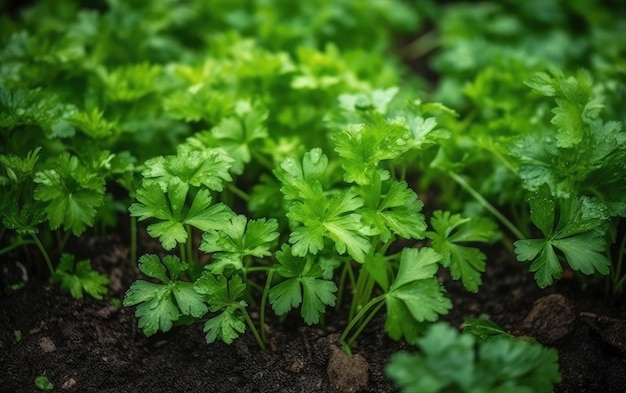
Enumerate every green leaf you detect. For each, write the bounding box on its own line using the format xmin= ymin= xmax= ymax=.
xmin=525 ymin=68 xmax=601 ymax=148
xmin=512 ymin=69 xmax=626 ymax=212
xmin=124 ymin=254 xmax=208 ymax=336
xmin=386 ymin=322 xmax=560 ymax=393
xmin=386 ymin=323 xmax=475 ymax=393
xmin=202 ymin=306 xmax=246 ymax=344
xmin=0 ymin=147 xmax=41 ymax=184
xmin=463 ymin=318 xmax=513 ymax=341
xmin=338 ymin=87 xmax=399 ymax=114
xmin=274 ymin=148 xmax=327 ymax=202
xmin=515 ymin=192 xmax=610 ymax=287
xmin=100 ymin=62 xmax=162 ymax=102
xmin=194 ymin=273 xmax=247 ymax=309
xmin=288 ymin=190 xmax=371 ymax=262
xmin=71 ymin=107 xmax=119 ymax=139
xmin=129 ymin=182 xmax=233 ymax=250
xmin=385 ymin=248 xmax=452 ymax=342
xmin=200 ymin=215 xmax=279 ymax=273
xmin=34 ymin=375 xmax=54 ymax=391
xmin=51 ymin=254 xmax=109 ymax=300
xmin=332 ymin=122 xmax=411 ymax=185
xmin=269 ymin=245 xmax=337 ymax=325
xmin=2 ymin=202 xmax=46 ymax=235
xmin=126 ymin=281 xmax=180 ymax=336
xmin=426 ymin=211 xmax=497 ymax=292
xmin=359 ymin=179 xmax=427 ymax=242
xmin=363 ymin=252 xmax=390 ymax=292
xmin=33 ymin=153 xmax=105 ymax=236
xmin=194 ymin=273 xmax=248 ymax=344
xmin=210 ymin=100 xmax=269 ymax=174
xmin=0 ymin=88 xmax=76 ymax=138
xmin=142 ymin=146 xmax=233 ymax=192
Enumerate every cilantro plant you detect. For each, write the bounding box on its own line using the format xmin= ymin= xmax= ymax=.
xmin=386 ymin=322 xmax=561 ymax=393
xmin=5 ymin=2 xmax=626 ymax=391
xmin=122 ymin=86 xmax=500 ymax=352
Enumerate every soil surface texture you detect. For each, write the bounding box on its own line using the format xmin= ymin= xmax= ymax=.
xmin=1 ymin=234 xmax=625 ymax=393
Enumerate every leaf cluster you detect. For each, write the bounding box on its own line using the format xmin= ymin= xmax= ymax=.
xmin=386 ymin=322 xmax=561 ymax=393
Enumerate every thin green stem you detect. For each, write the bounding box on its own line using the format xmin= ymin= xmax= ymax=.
xmin=349 ymin=267 xmax=367 ymax=320
xmin=250 ymin=150 xmax=274 ymax=171
xmin=245 ymin=266 xmax=273 ymax=273
xmin=179 ymin=242 xmax=187 ymax=263
xmin=30 ymin=233 xmax=54 ymax=275
xmin=186 ymin=225 xmax=194 ymax=263
xmin=400 ymin=29 xmax=439 ymax=60
xmin=226 ymin=183 xmax=250 ymax=202
xmin=260 ymin=269 xmax=274 ymax=344
xmin=399 ymin=164 xmax=407 ymax=182
xmin=447 ymin=171 xmax=525 ymax=240
xmin=0 ymin=239 xmax=35 ymax=255
xmin=347 ymin=301 xmax=385 ymax=347
xmin=341 ymin=294 xmax=386 ymax=356
xmin=246 ymin=279 xmax=265 ymax=294
xmin=240 ymin=305 xmax=266 ymax=350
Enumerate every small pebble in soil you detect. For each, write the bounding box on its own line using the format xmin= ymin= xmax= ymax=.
xmin=325 ymin=335 xmax=369 ymax=393
xmin=513 ymin=293 xmax=575 ymax=344
xmin=61 ymin=377 xmax=77 ymax=391
xmin=580 ymin=312 xmax=626 ymax=353
xmin=38 ymin=336 xmax=57 ymax=353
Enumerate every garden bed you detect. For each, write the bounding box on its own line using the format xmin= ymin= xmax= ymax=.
xmin=2 ymin=233 xmax=625 ymax=392
xmin=2 ymin=1 xmax=626 ymax=392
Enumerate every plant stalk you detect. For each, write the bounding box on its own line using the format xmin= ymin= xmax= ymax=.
xmin=341 ymin=294 xmax=386 ymax=355
xmin=30 ymin=233 xmax=54 ymax=275
xmin=260 ymin=269 xmax=274 ymax=344
xmin=241 ymin=305 xmax=266 ymax=350
xmin=447 ymin=171 xmax=525 ymax=240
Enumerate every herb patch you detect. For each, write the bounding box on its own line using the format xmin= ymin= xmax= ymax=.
xmin=1 ymin=1 xmax=625 ymax=392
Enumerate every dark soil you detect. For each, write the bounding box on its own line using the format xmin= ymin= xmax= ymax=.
xmin=1 ymin=233 xmax=625 ymax=393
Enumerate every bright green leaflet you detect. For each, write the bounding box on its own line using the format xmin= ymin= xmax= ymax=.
xmin=51 ymin=253 xmax=109 ymax=300
xmin=34 ymin=375 xmax=54 ymax=391
xmin=514 ymin=191 xmax=610 ymax=287
xmin=426 ymin=210 xmax=498 ymax=293
xmin=33 ymin=153 xmax=105 ymax=236
xmin=0 ymin=147 xmax=41 ymax=184
xmin=142 ymin=146 xmax=233 ymax=192
xmin=194 ymin=273 xmax=248 ymax=344
xmin=385 ymin=248 xmax=452 ymax=343
xmin=129 ymin=182 xmax=233 ymax=250
xmin=200 ymin=215 xmax=279 ymax=273
xmin=358 ymin=178 xmax=427 ymax=243
xmin=524 ymin=68 xmax=602 ymax=148
xmin=288 ymin=190 xmax=371 ymax=263
xmin=269 ymin=245 xmax=337 ymax=325
xmin=123 ymin=255 xmax=208 ymax=336
xmin=332 ymin=121 xmax=411 ymax=185
xmin=210 ymin=100 xmax=269 ymax=174
xmin=274 ymin=147 xmax=327 ymax=202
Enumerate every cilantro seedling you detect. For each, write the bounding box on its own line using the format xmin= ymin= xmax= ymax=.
xmin=386 ymin=322 xmax=561 ymax=393
xmin=269 ymin=245 xmax=337 ymax=325
xmin=51 ymin=254 xmax=110 ymax=300
xmin=515 ymin=189 xmax=610 ymax=287
xmin=34 ymin=375 xmax=54 ymax=391
xmin=123 ymin=254 xmax=208 ymax=336
xmin=427 ymin=211 xmax=498 ymax=292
